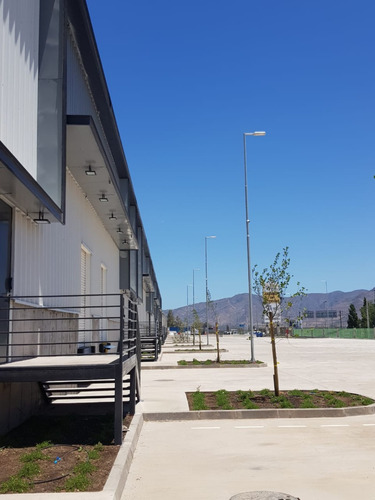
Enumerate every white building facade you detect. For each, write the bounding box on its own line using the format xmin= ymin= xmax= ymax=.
xmin=0 ymin=0 xmax=164 ymax=438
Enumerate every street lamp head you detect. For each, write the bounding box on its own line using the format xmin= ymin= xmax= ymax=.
xmin=244 ymin=131 xmax=266 ymax=137
xmin=206 ymin=235 xmax=216 ymax=239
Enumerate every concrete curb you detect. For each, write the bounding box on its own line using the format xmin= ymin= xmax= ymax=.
xmin=143 ymin=404 xmax=375 ymax=421
xmin=0 ymin=413 xmax=144 ymax=500
xmin=103 ymin=413 xmax=143 ymax=500
xmin=141 ymin=363 xmax=267 ymax=370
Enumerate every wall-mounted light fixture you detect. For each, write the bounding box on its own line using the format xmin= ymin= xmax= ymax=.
xmin=33 ymin=211 xmax=50 ymax=224
xmin=117 ymin=228 xmax=123 ymax=233
xmin=85 ymin=165 xmax=96 ymax=176
xmin=122 ymin=239 xmax=127 ymax=245
xmin=99 ymin=194 xmax=108 ymax=202
xmin=109 ymin=212 xmax=117 ymax=220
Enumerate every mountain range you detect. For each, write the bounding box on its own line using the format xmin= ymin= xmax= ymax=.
xmin=165 ymin=289 xmax=375 ymax=329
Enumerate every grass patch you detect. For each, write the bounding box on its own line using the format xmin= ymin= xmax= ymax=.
xmin=64 ymin=473 xmax=91 ymax=492
xmin=300 ymin=398 xmax=317 ymax=409
xmin=215 ymin=390 xmax=233 ymax=410
xmin=0 ymin=475 xmax=31 ymax=494
xmin=237 ymin=390 xmax=259 ymax=409
xmin=0 ymin=413 xmax=129 ymax=494
xmin=191 ymin=389 xmax=208 ymax=410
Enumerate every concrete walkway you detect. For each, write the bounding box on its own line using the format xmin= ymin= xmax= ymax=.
xmin=123 ymin=335 xmax=375 ymax=500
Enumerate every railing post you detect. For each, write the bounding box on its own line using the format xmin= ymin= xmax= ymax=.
xmin=119 ymin=294 xmax=124 ymax=363
xmin=114 ymin=294 xmax=124 ymax=445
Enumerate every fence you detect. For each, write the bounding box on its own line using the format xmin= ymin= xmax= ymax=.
xmin=295 ymin=328 xmax=375 ymax=339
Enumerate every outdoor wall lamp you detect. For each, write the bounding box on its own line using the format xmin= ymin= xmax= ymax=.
xmin=99 ymin=194 xmax=108 ymax=202
xmin=85 ymin=165 xmax=96 ymax=176
xmin=33 ymin=211 xmax=50 ymax=224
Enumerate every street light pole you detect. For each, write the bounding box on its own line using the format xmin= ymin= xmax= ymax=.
xmin=243 ymin=131 xmax=266 ymax=363
xmin=205 ymin=236 xmax=216 ymax=346
xmin=192 ymin=269 xmax=199 ymax=345
xmin=186 ymin=284 xmax=192 ymax=335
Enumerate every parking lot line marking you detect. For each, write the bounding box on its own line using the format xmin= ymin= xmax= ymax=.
xmin=234 ymin=425 xmax=265 ymax=429
xmin=362 ymin=423 xmax=375 ymax=426
xmin=320 ymin=424 xmax=350 ymax=427
xmin=278 ymin=425 xmax=307 ymax=428
xmin=191 ymin=426 xmax=221 ymax=430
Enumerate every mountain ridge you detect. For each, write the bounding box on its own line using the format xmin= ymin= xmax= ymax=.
xmin=164 ymin=289 xmax=374 ymax=329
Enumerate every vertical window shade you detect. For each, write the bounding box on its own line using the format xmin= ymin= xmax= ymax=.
xmin=79 ymin=246 xmax=90 ymax=344
xmin=100 ymin=265 xmax=107 ymax=342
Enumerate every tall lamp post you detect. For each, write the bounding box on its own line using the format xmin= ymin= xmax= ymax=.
xmin=192 ymin=268 xmax=200 ymax=345
xmin=243 ymin=131 xmax=266 ymax=363
xmin=186 ymin=284 xmax=192 ymax=334
xmin=205 ymin=236 xmax=216 ymax=346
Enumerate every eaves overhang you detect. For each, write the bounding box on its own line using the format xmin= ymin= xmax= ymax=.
xmin=0 ymin=141 xmax=64 ymax=223
xmin=66 ymin=115 xmax=138 ymax=251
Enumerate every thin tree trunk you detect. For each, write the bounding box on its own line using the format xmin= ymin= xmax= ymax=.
xmin=269 ymin=316 xmax=280 ymax=396
xmin=198 ymin=329 xmax=202 ymax=350
xmin=215 ymin=322 xmax=220 ymax=363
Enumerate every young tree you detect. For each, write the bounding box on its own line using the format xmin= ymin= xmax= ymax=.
xmin=191 ymin=309 xmax=202 ymax=349
xmin=347 ymin=304 xmax=360 ymax=328
xmin=253 ymin=247 xmax=306 ymax=396
xmin=207 ymin=289 xmax=221 ymax=362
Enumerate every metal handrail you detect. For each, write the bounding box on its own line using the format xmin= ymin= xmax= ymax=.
xmin=0 ymin=293 xmax=138 ymax=364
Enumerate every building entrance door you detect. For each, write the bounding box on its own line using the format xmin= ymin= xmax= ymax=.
xmin=0 ymin=200 xmax=12 ymax=363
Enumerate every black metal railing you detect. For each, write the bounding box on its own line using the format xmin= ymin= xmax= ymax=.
xmin=0 ymin=293 xmax=138 ymax=364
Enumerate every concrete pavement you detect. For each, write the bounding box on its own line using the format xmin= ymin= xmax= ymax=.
xmin=2 ymin=335 xmax=375 ymax=499
xmin=123 ymin=335 xmax=375 ymax=500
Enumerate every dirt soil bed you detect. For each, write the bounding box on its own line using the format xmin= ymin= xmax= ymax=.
xmin=0 ymin=413 xmax=132 ymax=494
xmin=186 ymin=389 xmax=375 ymax=411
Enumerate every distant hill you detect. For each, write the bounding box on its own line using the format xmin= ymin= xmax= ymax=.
xmin=164 ymin=289 xmax=374 ymax=329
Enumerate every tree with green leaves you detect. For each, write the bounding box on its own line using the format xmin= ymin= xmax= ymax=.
xmin=174 ymin=315 xmax=185 ymax=332
xmin=253 ymin=247 xmax=306 ymax=396
xmin=167 ymin=310 xmax=175 ymax=328
xmin=360 ymin=298 xmax=375 ymax=328
xmin=347 ymin=304 xmax=360 ymax=328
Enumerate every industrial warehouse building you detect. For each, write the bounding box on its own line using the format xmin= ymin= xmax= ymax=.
xmin=0 ymin=0 xmax=164 ymax=443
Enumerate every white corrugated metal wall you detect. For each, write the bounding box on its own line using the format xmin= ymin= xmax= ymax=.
xmin=66 ymin=31 xmax=119 ymax=184
xmin=0 ymin=0 xmax=39 ymax=177
xmin=10 ymin=23 xmax=122 ymax=303
xmin=13 ymin=172 xmax=120 ymax=301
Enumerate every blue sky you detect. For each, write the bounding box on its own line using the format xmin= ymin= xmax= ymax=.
xmin=86 ymin=0 xmax=375 ymax=310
